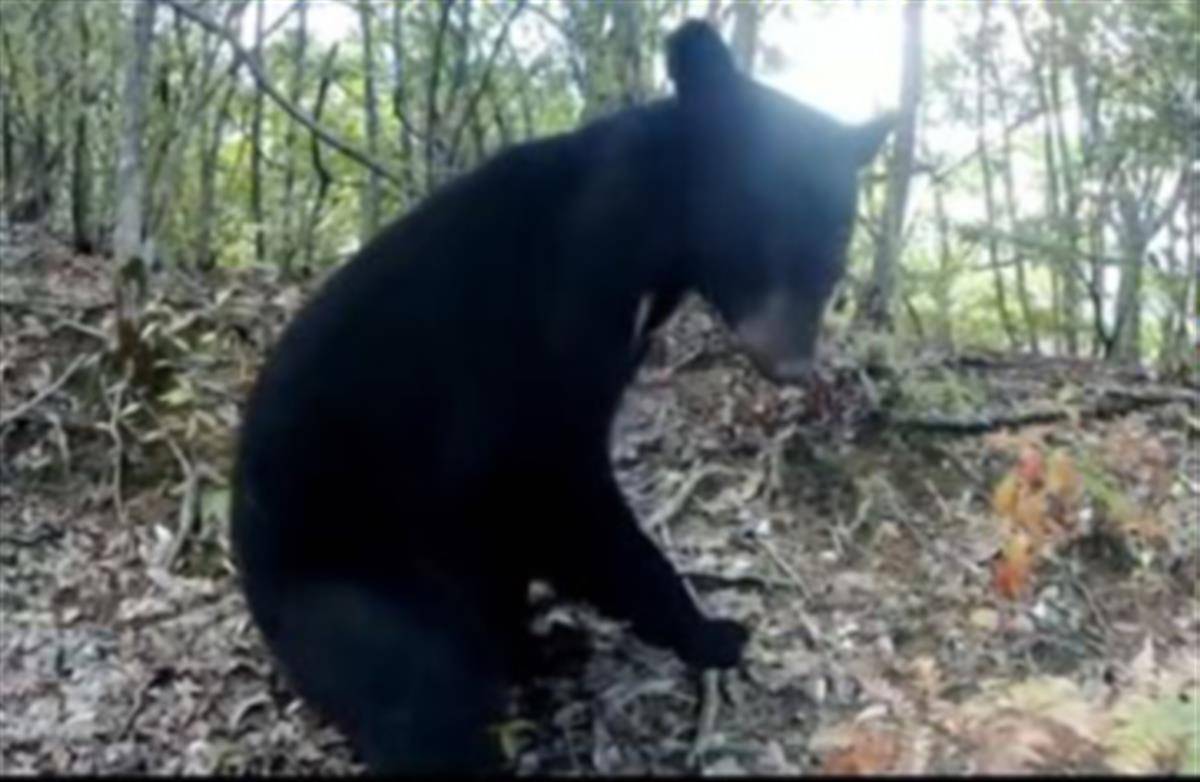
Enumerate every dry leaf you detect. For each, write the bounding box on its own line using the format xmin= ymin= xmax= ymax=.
xmin=1016 ymin=446 xmax=1046 ymax=489
xmin=991 ymin=472 xmax=1020 ymax=519
xmin=954 ymin=677 xmax=1107 ymax=773
xmin=1046 ymin=449 xmax=1083 ymax=508
xmin=816 ymin=724 xmax=902 ymax=775
xmin=993 ymin=533 xmax=1035 ymax=600
xmin=1013 ymin=487 xmax=1050 ymax=542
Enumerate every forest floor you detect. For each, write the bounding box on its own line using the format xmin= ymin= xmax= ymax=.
xmin=1 ymin=226 xmax=1197 ymax=775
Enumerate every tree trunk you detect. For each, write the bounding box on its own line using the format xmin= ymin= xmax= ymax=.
xmin=196 ymin=80 xmax=236 ymax=270
xmin=70 ymin=1 xmax=93 ymax=253
xmin=391 ymin=2 xmax=415 ymax=203
xmin=1111 ymin=170 xmax=1190 ymax=364
xmin=113 ymin=0 xmax=157 ymax=381
xmin=359 ymin=0 xmax=381 ymax=239
xmin=302 ymin=44 xmax=340 ymax=269
xmin=425 ymin=0 xmax=454 ymax=193
xmin=28 ymin=2 xmax=53 ymax=224
xmin=706 ymin=0 xmax=722 ymax=26
xmin=931 ymin=172 xmax=955 ymax=350
xmin=859 ymin=0 xmax=922 ymax=330
xmin=730 ymin=1 xmax=761 ymax=74
xmin=1112 ymin=189 xmax=1146 ymax=363
xmin=280 ymin=0 xmax=306 ymax=271
xmin=1040 ymin=11 xmax=1080 ymax=355
xmin=249 ymin=0 xmax=265 ymax=265
xmin=611 ymin=0 xmax=643 ymax=106
xmin=1014 ymin=3 xmax=1070 ymax=355
xmin=972 ymin=2 xmax=1018 ymax=349
xmin=1055 ymin=4 xmax=1108 ymax=355
xmin=988 ymin=51 xmax=1039 ymax=354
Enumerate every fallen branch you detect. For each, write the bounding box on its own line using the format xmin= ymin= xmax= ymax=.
xmin=681 ymin=568 xmax=802 ymax=593
xmin=161 ymin=433 xmax=198 ymax=572
xmin=888 ymin=384 xmax=1199 ymax=434
xmin=0 ymin=353 xmax=93 ymax=431
xmin=0 ymin=524 xmax=63 ymax=548
xmin=689 ymin=670 xmax=721 ymax=768
xmin=646 ymin=465 xmax=738 ymax=533
xmin=104 ymin=380 xmax=129 ymax=527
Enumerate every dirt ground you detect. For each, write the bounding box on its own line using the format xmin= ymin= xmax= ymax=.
xmin=1 ymin=228 xmax=1197 ymax=775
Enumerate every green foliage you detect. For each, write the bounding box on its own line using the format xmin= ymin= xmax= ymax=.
xmin=0 ymin=0 xmax=1191 ymax=365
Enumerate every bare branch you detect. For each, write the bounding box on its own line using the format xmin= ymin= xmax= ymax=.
xmin=161 ymin=0 xmax=401 ymax=187
xmin=446 ymin=0 xmax=529 ymax=168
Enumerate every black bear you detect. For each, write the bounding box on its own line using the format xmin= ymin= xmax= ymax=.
xmin=231 ymin=20 xmax=892 ymax=774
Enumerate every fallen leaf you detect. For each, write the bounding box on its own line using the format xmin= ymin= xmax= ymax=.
xmin=993 ymin=533 xmax=1035 ymax=600
xmin=991 ymin=473 xmax=1020 ymax=519
xmin=953 ymin=677 xmax=1107 ymax=773
xmin=970 ymin=607 xmax=1000 ymax=631
xmin=816 ymin=724 xmax=901 ymax=775
xmin=1046 ymin=449 xmax=1083 ymax=509
xmin=1016 ymin=446 xmax=1046 ymax=489
xmin=1013 ymin=487 xmax=1050 ymax=542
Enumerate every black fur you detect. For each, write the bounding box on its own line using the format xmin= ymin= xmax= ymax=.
xmin=231 ymin=20 xmax=892 ymax=773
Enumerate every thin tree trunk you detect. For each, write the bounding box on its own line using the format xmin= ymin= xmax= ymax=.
xmin=359 ymin=0 xmax=381 ymax=239
xmin=988 ymin=51 xmax=1039 ymax=354
xmin=425 ymin=0 xmax=454 ymax=193
xmin=280 ymin=0 xmax=306 ymax=271
xmin=730 ymin=1 xmax=761 ymax=74
xmin=249 ymin=0 xmax=265 ymax=265
xmin=1113 ymin=188 xmax=1146 ymax=363
xmin=391 ymin=2 xmax=416 ymax=202
xmin=859 ymin=0 xmax=922 ymax=330
xmin=302 ymin=44 xmax=340 ymax=269
xmin=611 ymin=0 xmax=643 ymax=106
xmin=70 ymin=1 xmax=93 ymax=253
xmin=1014 ymin=4 xmax=1069 ymax=355
xmin=1040 ymin=12 xmax=1079 ymax=355
xmin=113 ymin=0 xmax=157 ymax=378
xmin=1 ymin=71 xmax=11 ymax=219
xmin=1088 ymin=182 xmax=1113 ymax=356
xmin=1111 ymin=169 xmax=1190 ymax=364
xmin=931 ymin=172 xmax=955 ymax=350
xmin=1056 ymin=4 xmax=1107 ymax=355
xmin=197 ymin=80 xmax=236 ymax=270
xmin=973 ymin=2 xmax=1018 ymax=349
xmin=706 ymin=0 xmax=722 ymax=26
xmin=30 ymin=2 xmax=52 ymax=224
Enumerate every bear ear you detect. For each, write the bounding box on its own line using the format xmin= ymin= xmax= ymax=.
xmin=666 ymin=20 xmax=737 ymax=101
xmin=852 ymin=112 xmax=897 ymax=166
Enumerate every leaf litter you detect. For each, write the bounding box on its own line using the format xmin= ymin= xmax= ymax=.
xmin=1 ymin=229 xmax=1197 ymax=774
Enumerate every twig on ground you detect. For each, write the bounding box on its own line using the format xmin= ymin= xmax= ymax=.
xmin=0 ymin=353 xmax=93 ymax=430
xmin=754 ymin=537 xmax=812 ymax=603
xmin=118 ymin=677 xmax=154 ymax=739
xmin=51 ymin=317 xmax=109 ymax=342
xmin=161 ymin=433 xmax=199 ymax=572
xmin=751 ymin=536 xmax=822 ymax=646
xmin=1070 ymin=574 xmax=1113 ymax=640
xmin=143 ymin=403 xmax=201 ymax=571
xmin=0 ymin=524 xmax=63 ymax=547
xmin=930 ymin=442 xmax=984 ymax=486
xmin=681 ymin=568 xmax=802 ymax=593
xmin=646 ymin=465 xmax=737 ymax=534
xmin=689 ymin=670 xmax=721 ymax=768
xmin=765 ymin=425 xmax=796 ymax=501
xmin=103 ymin=380 xmax=129 ymax=527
